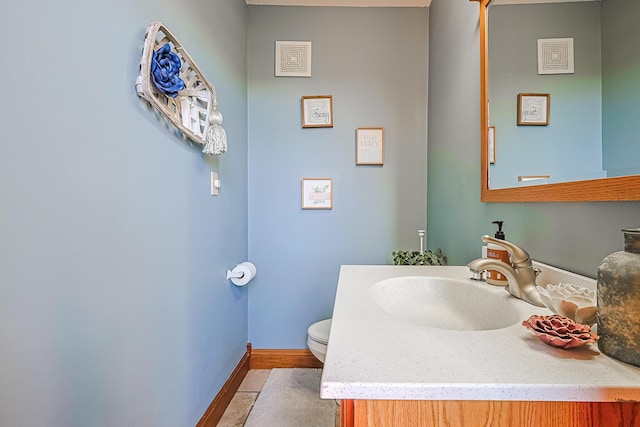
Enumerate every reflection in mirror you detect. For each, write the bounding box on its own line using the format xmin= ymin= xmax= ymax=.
xmin=489 ymin=0 xmax=640 ymax=189
xmin=475 ymin=0 xmax=640 ymax=201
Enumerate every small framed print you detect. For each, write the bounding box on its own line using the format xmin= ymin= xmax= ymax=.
xmin=301 ymin=178 xmax=333 ymax=210
xmin=488 ymin=125 xmax=496 ymax=164
xmin=538 ymin=38 xmax=574 ymax=75
xmin=517 ymin=93 xmax=550 ymax=126
xmin=275 ymin=41 xmax=312 ymax=77
xmin=301 ymin=95 xmax=333 ymax=128
xmin=356 ymin=127 xmax=384 ymax=165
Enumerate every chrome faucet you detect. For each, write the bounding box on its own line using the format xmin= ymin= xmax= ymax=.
xmin=467 ymin=235 xmax=545 ymax=307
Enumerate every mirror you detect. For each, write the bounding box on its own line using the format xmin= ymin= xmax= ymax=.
xmin=475 ymin=0 xmax=640 ymax=201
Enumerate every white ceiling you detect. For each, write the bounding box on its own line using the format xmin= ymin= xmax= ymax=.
xmin=245 ymin=0 xmax=431 ymax=6
xmin=492 ymin=0 xmax=598 ymax=4
xmin=244 ymin=0 xmax=598 ymax=5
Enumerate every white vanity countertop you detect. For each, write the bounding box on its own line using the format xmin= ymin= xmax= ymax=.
xmin=320 ymin=264 xmax=640 ymax=402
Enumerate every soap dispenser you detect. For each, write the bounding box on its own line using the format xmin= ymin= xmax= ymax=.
xmin=486 ymin=220 xmax=510 ymax=286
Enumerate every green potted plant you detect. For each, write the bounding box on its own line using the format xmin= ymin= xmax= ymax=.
xmin=392 ymin=248 xmax=447 ymax=266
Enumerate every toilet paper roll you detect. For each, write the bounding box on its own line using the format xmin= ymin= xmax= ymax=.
xmin=227 ymin=261 xmax=257 ymax=286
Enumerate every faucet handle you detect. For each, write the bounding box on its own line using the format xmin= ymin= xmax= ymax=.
xmin=481 ymin=235 xmax=530 ymax=264
xmin=470 ymin=270 xmax=484 ymax=281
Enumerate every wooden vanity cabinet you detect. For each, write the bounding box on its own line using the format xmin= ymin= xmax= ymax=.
xmin=340 ymin=399 xmax=639 ymax=427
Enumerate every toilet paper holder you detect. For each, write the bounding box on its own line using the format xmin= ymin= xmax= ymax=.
xmin=226 ymin=268 xmax=245 ymax=280
xmin=226 ymin=261 xmax=257 ymax=286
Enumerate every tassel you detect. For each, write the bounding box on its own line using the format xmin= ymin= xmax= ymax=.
xmin=203 ymin=108 xmax=227 ymax=155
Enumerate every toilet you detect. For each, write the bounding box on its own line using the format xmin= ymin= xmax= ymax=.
xmin=307 ymin=318 xmax=332 ymax=363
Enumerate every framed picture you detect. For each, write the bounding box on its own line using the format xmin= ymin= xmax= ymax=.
xmin=537 ymin=38 xmax=574 ymax=75
xmin=275 ymin=41 xmax=312 ymax=77
xmin=517 ymin=93 xmax=550 ymax=126
xmin=488 ymin=126 xmax=496 ymax=164
xmin=301 ymin=178 xmax=333 ymax=209
xmin=356 ymin=127 xmax=384 ymax=165
xmin=301 ymin=95 xmax=333 ymax=128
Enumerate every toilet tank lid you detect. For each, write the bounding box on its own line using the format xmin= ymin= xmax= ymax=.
xmin=308 ymin=319 xmax=332 ymax=344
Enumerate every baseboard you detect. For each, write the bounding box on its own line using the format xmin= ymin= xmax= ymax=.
xmin=250 ymin=348 xmax=324 ymax=369
xmin=196 ymin=345 xmax=323 ymax=426
xmin=196 ymin=343 xmax=252 ymax=427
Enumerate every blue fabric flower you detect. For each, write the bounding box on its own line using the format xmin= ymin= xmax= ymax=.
xmin=151 ymin=43 xmax=185 ymax=98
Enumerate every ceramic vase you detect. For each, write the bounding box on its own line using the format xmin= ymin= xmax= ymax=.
xmin=597 ymin=228 xmax=640 ymax=367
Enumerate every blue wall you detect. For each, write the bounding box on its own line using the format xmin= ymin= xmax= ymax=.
xmin=247 ymin=6 xmax=429 ymax=348
xmin=0 ymin=0 xmax=247 ymax=425
xmin=4 ymin=1 xmax=640 ymax=425
xmin=428 ymin=0 xmax=640 ymax=278
xmin=488 ymin=2 xmax=603 ymax=188
xmin=602 ymin=0 xmax=640 ymax=176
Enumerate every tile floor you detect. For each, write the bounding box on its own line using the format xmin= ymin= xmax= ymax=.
xmin=216 ymin=369 xmax=339 ymax=427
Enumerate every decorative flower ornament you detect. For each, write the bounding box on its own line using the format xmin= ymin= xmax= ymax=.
xmin=151 ymin=43 xmax=185 ymax=98
xmin=536 ymin=283 xmax=597 ymax=325
xmin=522 ymin=314 xmax=599 ymax=349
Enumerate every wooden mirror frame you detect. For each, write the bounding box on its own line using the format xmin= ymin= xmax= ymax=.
xmin=473 ymin=0 xmax=640 ymax=202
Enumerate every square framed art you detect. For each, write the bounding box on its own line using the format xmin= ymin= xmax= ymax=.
xmin=517 ymin=93 xmax=550 ymax=126
xmin=537 ymin=38 xmax=574 ymax=75
xmin=275 ymin=41 xmax=312 ymax=77
xmin=301 ymin=178 xmax=333 ymax=209
xmin=301 ymin=95 xmax=333 ymax=128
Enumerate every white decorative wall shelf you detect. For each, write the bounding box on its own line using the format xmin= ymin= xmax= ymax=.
xmin=136 ymin=21 xmax=227 ymax=155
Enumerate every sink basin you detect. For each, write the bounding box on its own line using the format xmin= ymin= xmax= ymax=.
xmin=369 ymin=276 xmax=522 ymax=331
